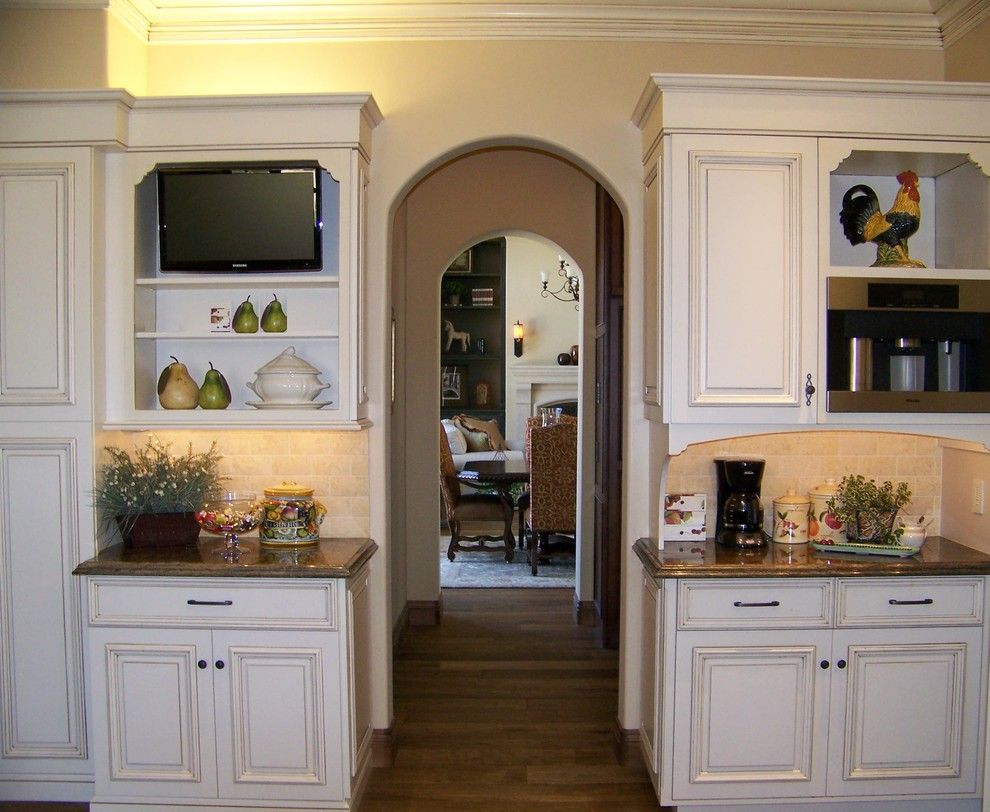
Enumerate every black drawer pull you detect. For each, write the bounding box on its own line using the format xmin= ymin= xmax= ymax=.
xmin=187 ymin=599 xmax=234 ymax=606
xmin=197 ymin=659 xmax=208 ymax=669
xmin=888 ymin=598 xmax=933 ymax=606
xmin=733 ymin=600 xmax=780 ymax=608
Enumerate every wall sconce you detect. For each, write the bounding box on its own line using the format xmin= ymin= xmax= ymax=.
xmin=540 ymin=257 xmax=580 ymax=310
xmin=513 ymin=321 xmax=524 ymax=357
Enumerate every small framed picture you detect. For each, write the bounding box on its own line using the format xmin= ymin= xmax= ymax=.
xmin=441 ymin=364 xmax=468 ymax=407
xmin=447 ymin=250 xmax=472 ymax=274
xmin=473 ymin=380 xmax=491 ymax=408
xmin=210 ymin=305 xmax=231 ymax=332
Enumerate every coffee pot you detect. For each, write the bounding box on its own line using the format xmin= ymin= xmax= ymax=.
xmin=715 ymin=458 xmax=767 ymax=548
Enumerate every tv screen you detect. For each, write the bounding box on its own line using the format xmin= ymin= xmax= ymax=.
xmin=157 ymin=162 xmax=323 ymax=272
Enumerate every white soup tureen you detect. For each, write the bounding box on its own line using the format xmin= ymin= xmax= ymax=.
xmin=246 ymin=346 xmax=331 ymax=404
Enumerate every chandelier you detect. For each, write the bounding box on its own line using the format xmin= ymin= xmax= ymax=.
xmin=540 ymin=258 xmax=580 ymax=309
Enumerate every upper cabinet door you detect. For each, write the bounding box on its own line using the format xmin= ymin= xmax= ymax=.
xmin=0 ymin=148 xmax=92 ymax=421
xmin=665 ymin=134 xmax=818 ymax=426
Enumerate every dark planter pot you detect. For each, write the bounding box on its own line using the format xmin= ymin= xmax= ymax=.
xmin=117 ymin=512 xmax=201 ymax=547
xmin=845 ymin=510 xmax=898 ymax=544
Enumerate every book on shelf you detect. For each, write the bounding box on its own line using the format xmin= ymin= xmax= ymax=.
xmin=471 ymin=287 xmax=495 ymax=306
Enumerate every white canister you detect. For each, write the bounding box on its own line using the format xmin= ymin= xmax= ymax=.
xmin=808 ymin=478 xmax=845 ymax=543
xmin=773 ymin=489 xmax=811 ymax=545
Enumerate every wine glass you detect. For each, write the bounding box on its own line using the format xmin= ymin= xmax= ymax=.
xmin=196 ymin=493 xmax=263 ymax=560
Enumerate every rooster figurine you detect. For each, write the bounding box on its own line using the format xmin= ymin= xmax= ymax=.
xmin=839 ymin=170 xmax=926 ymax=268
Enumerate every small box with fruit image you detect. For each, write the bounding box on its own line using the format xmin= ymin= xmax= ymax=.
xmin=663 ymin=493 xmax=707 ymax=541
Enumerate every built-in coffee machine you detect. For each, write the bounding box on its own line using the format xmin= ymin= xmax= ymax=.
xmin=714 ymin=457 xmax=767 ymax=548
xmin=826 ymin=278 xmax=990 ymax=413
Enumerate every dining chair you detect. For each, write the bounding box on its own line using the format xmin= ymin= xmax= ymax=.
xmin=517 ymin=413 xmax=576 ymax=540
xmin=525 ymin=420 xmax=578 ymax=575
xmin=439 ymin=426 xmax=514 ymax=562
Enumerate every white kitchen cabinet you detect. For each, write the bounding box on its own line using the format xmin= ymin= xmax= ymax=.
xmin=662 ymin=133 xmax=819 ymax=427
xmin=84 ymin=572 xmax=371 ymax=812
xmin=0 ymin=142 xmax=97 ymax=800
xmin=93 ymin=93 xmax=380 ymax=430
xmin=646 ymin=575 xmax=988 ymax=808
xmin=633 ymin=75 xmax=990 ymax=450
xmin=638 ymin=573 xmax=661 ymax=786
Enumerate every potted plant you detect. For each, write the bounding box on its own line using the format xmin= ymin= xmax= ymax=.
xmin=442 ymin=278 xmax=465 ymax=306
xmin=93 ymin=436 xmax=226 ymax=546
xmin=825 ymin=474 xmax=913 ymax=545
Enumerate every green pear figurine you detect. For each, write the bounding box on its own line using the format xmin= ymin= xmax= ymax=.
xmin=157 ymin=355 xmax=200 ymax=409
xmin=232 ymin=295 xmax=259 ymax=333
xmin=261 ymin=293 xmax=288 ymax=333
xmin=198 ymin=362 xmax=231 ymax=409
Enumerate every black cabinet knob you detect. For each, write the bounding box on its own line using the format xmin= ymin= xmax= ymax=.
xmin=837 ymin=659 xmax=847 ymax=669
xmin=215 ymin=660 xmax=225 ymax=670
xmin=819 ymin=660 xmax=829 ymax=669
xmin=197 ymin=659 xmax=207 ymax=670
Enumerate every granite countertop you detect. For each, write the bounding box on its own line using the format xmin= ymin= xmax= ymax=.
xmin=73 ymin=537 xmax=377 ymax=579
xmin=635 ymin=536 xmax=990 ymax=579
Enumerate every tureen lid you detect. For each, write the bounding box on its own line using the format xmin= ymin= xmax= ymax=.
xmin=264 ymin=481 xmax=315 ymax=498
xmin=774 ymin=488 xmax=810 ymax=507
xmin=254 ymin=346 xmax=322 ymax=376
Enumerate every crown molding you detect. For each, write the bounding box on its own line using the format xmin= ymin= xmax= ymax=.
xmin=3 ymin=0 xmax=986 ymax=49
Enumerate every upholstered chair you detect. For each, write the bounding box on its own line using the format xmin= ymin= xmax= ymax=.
xmin=525 ymin=420 xmax=578 ymax=575
xmin=517 ymin=414 xmax=576 ymax=540
xmin=439 ymin=427 xmax=514 ymax=562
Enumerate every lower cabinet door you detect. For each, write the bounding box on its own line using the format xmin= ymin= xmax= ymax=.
xmin=671 ymin=630 xmax=830 ymax=801
xmin=212 ymin=631 xmax=343 ymax=802
xmin=91 ymin=627 xmax=218 ymax=799
xmin=826 ymin=627 xmax=983 ymax=798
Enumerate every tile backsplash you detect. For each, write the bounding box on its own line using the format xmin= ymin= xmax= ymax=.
xmin=665 ymin=431 xmax=941 ymax=535
xmin=97 ymin=430 xmax=370 ymax=538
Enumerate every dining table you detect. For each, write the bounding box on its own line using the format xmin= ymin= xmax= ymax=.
xmin=457 ymin=458 xmax=530 ymax=549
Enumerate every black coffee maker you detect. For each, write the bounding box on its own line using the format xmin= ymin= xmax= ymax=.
xmin=714 ymin=457 xmax=767 ymax=547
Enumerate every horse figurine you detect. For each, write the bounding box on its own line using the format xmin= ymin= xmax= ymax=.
xmin=444 ymin=319 xmax=471 ymax=352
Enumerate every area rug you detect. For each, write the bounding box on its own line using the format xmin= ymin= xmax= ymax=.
xmin=439 ymin=536 xmax=575 ymax=588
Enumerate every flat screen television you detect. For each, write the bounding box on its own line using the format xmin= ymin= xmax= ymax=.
xmin=157 ymin=162 xmax=323 ymax=272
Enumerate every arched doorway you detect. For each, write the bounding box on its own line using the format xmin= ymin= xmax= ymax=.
xmin=388 ymin=145 xmax=623 ymax=642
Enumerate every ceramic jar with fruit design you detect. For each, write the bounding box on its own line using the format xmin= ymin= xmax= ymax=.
xmin=260 ymin=482 xmax=326 ymax=546
xmin=773 ymin=489 xmax=810 ymax=545
xmin=809 ymin=478 xmax=845 ymax=543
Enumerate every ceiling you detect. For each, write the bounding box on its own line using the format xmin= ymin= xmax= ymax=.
xmin=7 ymin=0 xmax=990 ymax=46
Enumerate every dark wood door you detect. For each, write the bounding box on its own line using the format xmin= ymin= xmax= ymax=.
xmin=594 ymin=185 xmax=623 ymax=650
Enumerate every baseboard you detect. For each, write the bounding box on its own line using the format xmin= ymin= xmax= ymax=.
xmin=407 ymin=598 xmax=442 ymax=626
xmin=574 ymin=596 xmax=599 ymax=626
xmin=611 ymin=718 xmax=641 ymax=766
xmin=370 ymin=726 xmax=396 ymax=768
xmin=392 ymin=602 xmax=409 ymax=655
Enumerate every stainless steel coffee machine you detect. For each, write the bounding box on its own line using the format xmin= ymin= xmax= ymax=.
xmin=715 ymin=457 xmax=767 ymax=548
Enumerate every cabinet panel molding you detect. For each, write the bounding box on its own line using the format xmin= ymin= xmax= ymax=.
xmin=840 ymin=642 xmax=966 ymax=782
xmin=104 ymin=642 xmax=208 ymax=785
xmin=687 ymin=149 xmax=806 ymax=407
xmin=222 ymin=645 xmax=326 ymax=788
xmin=0 ymin=166 xmax=71 ymax=405
xmin=0 ymin=438 xmax=86 ymax=763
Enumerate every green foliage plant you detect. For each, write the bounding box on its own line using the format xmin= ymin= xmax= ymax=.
xmin=825 ymin=474 xmax=912 ymax=545
xmin=442 ymin=278 xmax=465 ymax=299
xmin=93 ymin=436 xmax=226 ymax=534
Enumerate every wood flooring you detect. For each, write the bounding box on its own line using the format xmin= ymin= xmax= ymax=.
xmin=360 ymin=588 xmax=663 ymax=811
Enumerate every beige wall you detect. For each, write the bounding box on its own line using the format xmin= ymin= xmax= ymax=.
xmin=940 ymin=444 xmax=990 ymax=551
xmin=0 ymin=9 xmax=107 ymax=89
xmin=946 ymin=16 xmax=990 ymax=81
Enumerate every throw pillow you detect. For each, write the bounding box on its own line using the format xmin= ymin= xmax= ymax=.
xmin=441 ymin=419 xmax=468 ymax=454
xmin=453 ymin=415 xmax=508 ymax=451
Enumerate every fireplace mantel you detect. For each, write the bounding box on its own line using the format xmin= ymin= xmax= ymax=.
xmin=508 ymin=364 xmax=580 ymax=446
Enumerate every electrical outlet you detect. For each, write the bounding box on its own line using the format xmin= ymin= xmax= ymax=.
xmin=973 ymin=479 xmax=986 ymax=515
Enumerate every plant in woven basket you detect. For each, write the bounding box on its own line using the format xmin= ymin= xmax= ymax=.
xmin=825 ymin=474 xmax=912 ymax=546
xmin=93 ymin=436 xmax=226 ymax=541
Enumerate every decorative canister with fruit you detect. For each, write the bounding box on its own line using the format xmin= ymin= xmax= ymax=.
xmin=773 ymin=489 xmax=810 ymax=544
xmin=809 ymin=478 xmax=845 ymax=543
xmin=260 ymin=482 xmax=326 ymax=546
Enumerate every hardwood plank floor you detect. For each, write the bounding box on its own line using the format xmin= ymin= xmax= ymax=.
xmin=360 ymin=588 xmax=663 ymax=811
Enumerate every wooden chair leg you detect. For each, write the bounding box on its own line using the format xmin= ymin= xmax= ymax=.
xmin=530 ymin=530 xmax=541 ymax=576
xmin=502 ymin=500 xmax=514 ymax=563
xmin=447 ymin=521 xmax=459 ymax=561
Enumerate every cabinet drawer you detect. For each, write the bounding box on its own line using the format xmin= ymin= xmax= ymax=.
xmin=677 ymin=579 xmax=832 ymax=630
xmin=836 ymin=577 xmax=985 ymax=627
xmin=87 ymin=577 xmax=337 ymax=630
